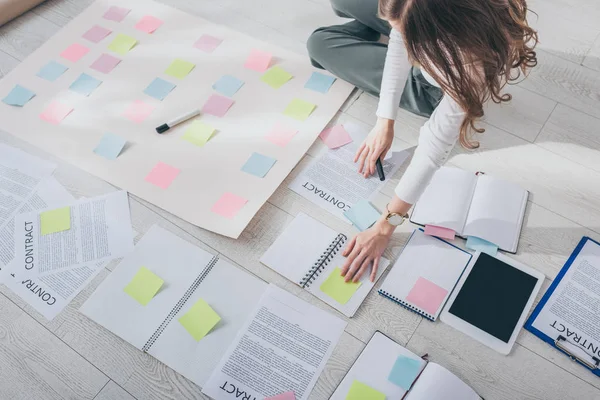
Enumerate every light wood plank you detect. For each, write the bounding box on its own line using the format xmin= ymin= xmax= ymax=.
xmin=583 ymin=33 xmax=600 ymax=72
xmin=0 ymin=49 xmax=18 ymax=78
xmin=0 ymin=9 xmax=59 ymax=62
xmin=94 ymin=381 xmax=136 ymax=400
xmin=31 ymin=0 xmax=93 ymax=27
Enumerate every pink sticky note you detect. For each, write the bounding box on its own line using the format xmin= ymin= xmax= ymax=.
xmin=265 ymin=122 xmax=298 ymax=147
xmin=423 ymin=225 xmax=456 ymax=240
xmin=406 ymin=277 xmax=448 ymax=316
xmin=211 ymin=193 xmax=248 ymax=219
xmin=82 ymin=25 xmax=112 ymax=43
xmin=266 ymin=392 xmax=296 ymax=400
xmin=90 ymin=53 xmax=121 ymax=74
xmin=319 ymin=125 xmax=352 ymax=149
xmin=194 ymin=34 xmax=223 ymax=53
xmin=60 ymin=43 xmax=90 ymax=63
xmin=135 ymin=15 xmax=163 ymax=34
xmin=103 ymin=6 xmax=130 ymax=22
xmin=202 ymin=94 xmax=234 ymax=117
xmin=39 ymin=101 xmax=73 ymax=125
xmin=244 ymin=49 xmax=272 ymax=72
xmin=145 ymin=162 xmax=180 ymax=189
xmin=124 ymin=100 xmax=155 ymax=123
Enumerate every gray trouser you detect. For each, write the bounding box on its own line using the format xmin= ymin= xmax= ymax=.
xmin=307 ymin=0 xmax=443 ymax=117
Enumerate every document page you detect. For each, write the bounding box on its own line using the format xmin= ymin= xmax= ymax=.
xmin=202 ymin=284 xmax=346 ymax=400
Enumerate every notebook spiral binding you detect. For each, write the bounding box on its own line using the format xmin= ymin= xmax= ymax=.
xmin=299 ymin=233 xmax=347 ymax=289
xmin=141 ymin=254 xmax=220 ymax=352
xmin=378 ymin=289 xmax=435 ymax=322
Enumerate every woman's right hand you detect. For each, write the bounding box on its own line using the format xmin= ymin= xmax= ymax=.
xmin=354 ymin=118 xmax=395 ymax=178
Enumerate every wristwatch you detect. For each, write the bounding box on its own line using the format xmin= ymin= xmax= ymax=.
xmin=384 ymin=203 xmax=408 ymax=226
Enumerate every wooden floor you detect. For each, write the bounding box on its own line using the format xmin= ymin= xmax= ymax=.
xmin=1 ymin=0 xmax=599 ymax=399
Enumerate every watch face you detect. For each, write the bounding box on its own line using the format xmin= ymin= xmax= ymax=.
xmin=388 ymin=214 xmax=404 ymax=226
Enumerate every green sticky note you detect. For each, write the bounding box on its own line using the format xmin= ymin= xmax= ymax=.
xmin=320 ymin=267 xmax=362 ymax=305
xmin=108 ymin=34 xmax=137 ymax=55
xmin=346 ymin=380 xmax=385 ymax=400
xmin=124 ymin=267 xmax=164 ymax=306
xmin=261 ymin=65 xmax=293 ymax=89
xmin=165 ymin=59 xmax=196 ymax=79
xmin=40 ymin=206 xmax=71 ymax=235
xmin=182 ymin=120 xmax=215 ymax=146
xmin=283 ymin=98 xmax=316 ymax=121
xmin=179 ymin=298 xmax=221 ymax=341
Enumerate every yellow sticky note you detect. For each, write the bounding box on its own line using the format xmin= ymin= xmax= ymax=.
xmin=261 ymin=66 xmax=293 ymax=89
xmin=283 ymin=98 xmax=316 ymax=121
xmin=182 ymin=120 xmax=215 ymax=146
xmin=108 ymin=34 xmax=137 ymax=55
xmin=124 ymin=267 xmax=164 ymax=306
xmin=40 ymin=206 xmax=71 ymax=235
xmin=320 ymin=267 xmax=362 ymax=305
xmin=165 ymin=59 xmax=196 ymax=79
xmin=346 ymin=380 xmax=385 ymax=400
xmin=179 ymin=299 xmax=221 ymax=341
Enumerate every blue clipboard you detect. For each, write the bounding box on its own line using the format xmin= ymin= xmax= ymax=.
xmin=525 ymin=236 xmax=600 ymax=376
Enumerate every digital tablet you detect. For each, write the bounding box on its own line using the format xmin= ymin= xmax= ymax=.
xmin=440 ymin=252 xmax=544 ymax=354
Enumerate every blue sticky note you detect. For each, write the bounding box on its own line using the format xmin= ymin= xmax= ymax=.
xmin=213 ymin=75 xmax=244 ymax=97
xmin=94 ymin=132 xmax=127 ymax=160
xmin=388 ymin=356 xmax=422 ymax=390
xmin=304 ymin=71 xmax=336 ymax=94
xmin=466 ymin=236 xmax=498 ymax=256
xmin=144 ymin=78 xmax=176 ymax=101
xmin=69 ymin=73 xmax=102 ymax=96
xmin=2 ymin=85 xmax=36 ymax=106
xmin=37 ymin=61 xmax=69 ymax=82
xmin=344 ymin=199 xmax=380 ymax=231
xmin=241 ymin=152 xmax=277 ymax=178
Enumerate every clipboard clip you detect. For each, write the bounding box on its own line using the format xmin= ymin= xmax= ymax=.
xmin=555 ymin=335 xmax=600 ymax=370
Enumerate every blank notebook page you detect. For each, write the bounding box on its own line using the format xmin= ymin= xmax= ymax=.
xmin=407 ymin=363 xmax=480 ymax=400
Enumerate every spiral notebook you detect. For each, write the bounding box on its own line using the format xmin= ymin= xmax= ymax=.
xmin=378 ymin=229 xmax=472 ymax=321
xmin=260 ymin=212 xmax=390 ymax=317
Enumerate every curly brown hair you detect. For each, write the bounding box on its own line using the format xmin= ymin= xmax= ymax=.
xmin=379 ymin=0 xmax=538 ymax=148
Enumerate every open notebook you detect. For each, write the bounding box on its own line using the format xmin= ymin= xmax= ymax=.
xmin=331 ymin=331 xmax=480 ymax=399
xmin=410 ymin=167 xmax=528 ymax=253
xmin=260 ymin=212 xmax=390 ymax=317
xmin=379 ymin=229 xmax=472 ymax=321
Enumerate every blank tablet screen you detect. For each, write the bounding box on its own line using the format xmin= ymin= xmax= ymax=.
xmin=448 ymin=253 xmax=539 ymax=342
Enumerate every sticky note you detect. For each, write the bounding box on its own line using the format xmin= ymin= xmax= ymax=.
xmin=261 ymin=66 xmax=293 ymax=89
xmin=124 ymin=267 xmax=164 ymax=306
xmin=164 ymin=59 xmax=195 ymax=79
xmin=194 ymin=34 xmax=222 ymax=53
xmin=144 ymin=78 xmax=176 ymax=101
xmin=124 ymin=100 xmax=155 ymax=123
xmin=244 ymin=49 xmax=272 ymax=72
xmin=346 ymin=380 xmax=385 ymax=400
xmin=40 ymin=206 xmax=71 ymax=235
xmin=202 ymin=94 xmax=234 ymax=117
xmin=108 ymin=34 xmax=137 ymax=55
xmin=320 ymin=125 xmax=352 ymax=149
xmin=423 ymin=225 xmax=455 ymax=240
xmin=2 ymin=85 xmax=35 ymax=106
xmin=266 ymin=392 xmax=296 ymax=400
xmin=37 ymin=61 xmax=68 ymax=82
xmin=283 ymin=98 xmax=316 ymax=121
xmin=388 ymin=355 xmax=422 ymax=390
xmin=69 ymin=73 xmax=102 ymax=96
xmin=60 ymin=43 xmax=89 ymax=63
xmin=344 ymin=200 xmax=379 ymax=231
xmin=178 ymin=299 xmax=221 ymax=341
xmin=406 ymin=277 xmax=448 ymax=316
xmin=242 ymin=153 xmax=277 ymax=178
xmin=135 ymin=15 xmax=163 ymax=34
xmin=82 ymin=25 xmax=112 ymax=43
xmin=320 ymin=267 xmax=362 ymax=305
xmin=40 ymin=101 xmax=73 ymax=125
xmin=90 ymin=53 xmax=121 ymax=74
xmin=305 ymin=71 xmax=336 ymax=93
xmin=94 ymin=132 xmax=127 ymax=160
xmin=145 ymin=162 xmax=180 ymax=189
xmin=211 ymin=192 xmax=247 ymax=219
xmin=466 ymin=236 xmax=498 ymax=256
xmin=103 ymin=6 xmax=130 ymax=22
xmin=213 ymin=75 xmax=244 ymax=97
xmin=182 ymin=121 xmax=216 ymax=146
xmin=265 ymin=122 xmax=298 ymax=147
